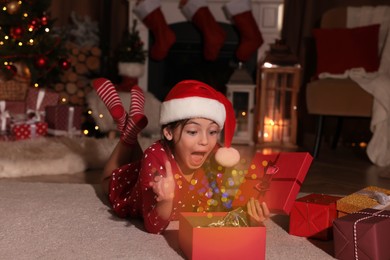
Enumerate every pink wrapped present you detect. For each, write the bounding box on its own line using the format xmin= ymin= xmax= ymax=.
xmin=26 ymin=88 xmax=59 ymax=121
xmin=45 ymin=105 xmax=83 ymax=136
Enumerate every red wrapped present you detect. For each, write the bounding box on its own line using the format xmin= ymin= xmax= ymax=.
xmin=232 ymin=152 xmax=313 ymax=214
xmin=289 ymin=193 xmax=342 ymax=240
xmin=179 ymin=211 xmax=266 ymax=260
xmin=333 ymin=208 xmax=390 ymax=260
xmin=11 ymin=122 xmax=48 ymax=140
xmin=45 ymin=105 xmax=82 ymax=136
xmin=26 ymin=87 xmax=59 ymax=121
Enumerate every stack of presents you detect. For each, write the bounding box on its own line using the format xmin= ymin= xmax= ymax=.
xmin=0 ymin=87 xmax=83 ymax=141
xmin=178 ymin=152 xmax=390 ymax=260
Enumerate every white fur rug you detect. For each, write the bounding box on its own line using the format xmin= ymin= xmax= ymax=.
xmin=0 ymin=136 xmax=156 ymax=178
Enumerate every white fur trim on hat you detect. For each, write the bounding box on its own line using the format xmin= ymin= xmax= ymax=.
xmin=180 ymin=0 xmax=207 ymax=21
xmin=223 ymin=0 xmax=251 ymax=19
xmin=133 ymin=0 xmax=161 ymax=20
xmin=159 ymin=96 xmax=226 ymax=127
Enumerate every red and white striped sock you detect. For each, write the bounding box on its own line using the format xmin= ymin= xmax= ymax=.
xmin=93 ymin=78 xmax=127 ymax=132
xmin=129 ymin=85 xmax=146 ymax=117
xmin=121 ymin=85 xmax=148 ymax=146
xmin=121 ymin=114 xmax=148 ymax=146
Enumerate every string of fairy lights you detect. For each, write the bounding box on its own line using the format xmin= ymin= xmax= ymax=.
xmin=0 ymin=0 xmax=69 ymax=88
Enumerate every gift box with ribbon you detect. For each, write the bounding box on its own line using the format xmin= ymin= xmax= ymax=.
xmin=0 ymin=101 xmax=11 ymax=134
xmin=289 ymin=193 xmax=342 ymax=240
xmin=11 ymin=121 xmax=48 ymax=140
xmin=179 ymin=209 xmax=266 ymax=260
xmin=45 ymin=105 xmax=82 ymax=136
xmin=26 ymin=88 xmax=59 ymax=122
xmin=333 ymin=208 xmax=390 ymax=260
xmin=337 ymin=186 xmax=390 ymax=217
xmin=232 ymin=152 xmax=313 ymax=215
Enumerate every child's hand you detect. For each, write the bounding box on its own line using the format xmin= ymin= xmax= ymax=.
xmin=246 ymin=197 xmax=270 ymax=226
xmin=149 ymin=161 xmax=175 ymax=202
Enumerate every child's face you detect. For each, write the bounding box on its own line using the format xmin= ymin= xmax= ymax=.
xmin=169 ymin=118 xmax=220 ymax=174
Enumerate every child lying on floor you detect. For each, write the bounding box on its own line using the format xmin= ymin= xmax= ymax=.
xmin=94 ymin=78 xmax=269 ymax=234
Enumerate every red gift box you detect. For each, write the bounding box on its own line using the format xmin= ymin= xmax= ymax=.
xmin=11 ymin=122 xmax=48 ymax=140
xmin=333 ymin=208 xmax=390 ymax=260
xmin=45 ymin=105 xmax=82 ymax=136
xmin=179 ymin=212 xmax=266 ymax=260
xmin=232 ymin=152 xmax=313 ymax=214
xmin=26 ymin=88 xmax=59 ymax=121
xmin=289 ymin=193 xmax=341 ymax=240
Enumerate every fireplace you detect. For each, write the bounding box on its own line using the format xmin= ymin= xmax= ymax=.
xmin=147 ymin=21 xmax=257 ymax=101
xmin=126 ymin=0 xmax=285 ymax=98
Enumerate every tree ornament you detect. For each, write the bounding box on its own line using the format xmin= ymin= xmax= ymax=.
xmin=0 ymin=64 xmax=17 ymax=81
xmin=58 ymin=58 xmax=71 ymax=70
xmin=40 ymin=15 xmax=48 ymax=26
xmin=6 ymin=1 xmax=20 ymax=15
xmin=10 ymin=26 xmax=24 ymax=39
xmin=29 ymin=18 xmax=41 ymax=31
xmin=35 ymin=55 xmax=48 ymax=68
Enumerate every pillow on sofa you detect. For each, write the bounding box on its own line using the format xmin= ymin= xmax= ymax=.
xmin=313 ymin=24 xmax=380 ymax=75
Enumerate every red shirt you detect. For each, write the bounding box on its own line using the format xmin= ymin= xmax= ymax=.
xmin=109 ymin=141 xmax=223 ymax=234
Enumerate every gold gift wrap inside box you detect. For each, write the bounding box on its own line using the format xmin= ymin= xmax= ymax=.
xmin=179 ymin=212 xmax=266 ymax=260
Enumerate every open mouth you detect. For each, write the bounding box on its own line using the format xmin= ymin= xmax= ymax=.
xmin=191 ymin=152 xmax=207 ymax=164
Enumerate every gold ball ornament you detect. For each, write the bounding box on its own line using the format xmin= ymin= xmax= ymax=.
xmin=6 ymin=1 xmax=20 ymax=14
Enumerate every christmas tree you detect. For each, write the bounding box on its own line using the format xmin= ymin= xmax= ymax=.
xmin=0 ymin=0 xmax=69 ymax=88
xmin=117 ymin=19 xmax=147 ymax=64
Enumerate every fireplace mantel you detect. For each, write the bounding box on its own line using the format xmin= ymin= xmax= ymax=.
xmin=127 ymin=0 xmax=284 ymax=91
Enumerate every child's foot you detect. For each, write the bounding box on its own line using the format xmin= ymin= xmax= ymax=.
xmin=121 ymin=114 xmax=148 ymax=145
xmin=121 ymin=85 xmax=148 ymax=146
xmin=93 ymin=78 xmax=127 ymax=132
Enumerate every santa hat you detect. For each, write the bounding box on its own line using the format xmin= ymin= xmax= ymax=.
xmin=160 ymin=80 xmax=240 ymax=167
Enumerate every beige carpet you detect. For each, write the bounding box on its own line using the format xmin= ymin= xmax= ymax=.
xmin=0 ymin=181 xmax=335 ymax=259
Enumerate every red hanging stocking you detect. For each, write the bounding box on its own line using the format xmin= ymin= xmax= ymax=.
xmin=181 ymin=0 xmax=226 ymax=61
xmin=133 ymin=0 xmax=176 ymax=61
xmin=224 ymin=0 xmax=263 ymax=62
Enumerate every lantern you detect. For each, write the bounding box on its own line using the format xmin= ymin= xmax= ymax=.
xmin=255 ymin=40 xmax=301 ymax=147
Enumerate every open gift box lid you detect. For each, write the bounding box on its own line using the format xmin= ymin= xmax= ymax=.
xmin=232 ymin=152 xmax=313 ymax=215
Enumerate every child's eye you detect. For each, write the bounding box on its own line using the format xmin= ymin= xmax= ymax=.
xmin=186 ymin=130 xmax=197 ymax=135
xmin=209 ymin=130 xmax=219 ymax=135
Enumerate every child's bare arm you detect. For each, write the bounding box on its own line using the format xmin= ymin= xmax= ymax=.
xmin=149 ymin=161 xmax=175 ymax=220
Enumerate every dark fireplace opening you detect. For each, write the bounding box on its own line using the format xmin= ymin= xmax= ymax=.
xmin=147 ymin=22 xmax=258 ymax=101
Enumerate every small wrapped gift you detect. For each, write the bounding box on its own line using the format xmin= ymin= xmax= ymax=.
xmin=337 ymin=186 xmax=390 ymax=217
xmin=179 ymin=209 xmax=266 ymax=260
xmin=232 ymin=152 xmax=313 ymax=214
xmin=26 ymin=87 xmax=59 ymax=121
xmin=333 ymin=208 xmax=390 ymax=260
xmin=11 ymin=121 xmax=48 ymax=140
xmin=289 ymin=193 xmax=342 ymax=240
xmin=0 ymin=101 xmax=11 ymax=134
xmin=45 ymin=105 xmax=82 ymax=136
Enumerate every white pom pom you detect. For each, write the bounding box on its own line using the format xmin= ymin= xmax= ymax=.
xmin=215 ymin=147 xmax=240 ymax=168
